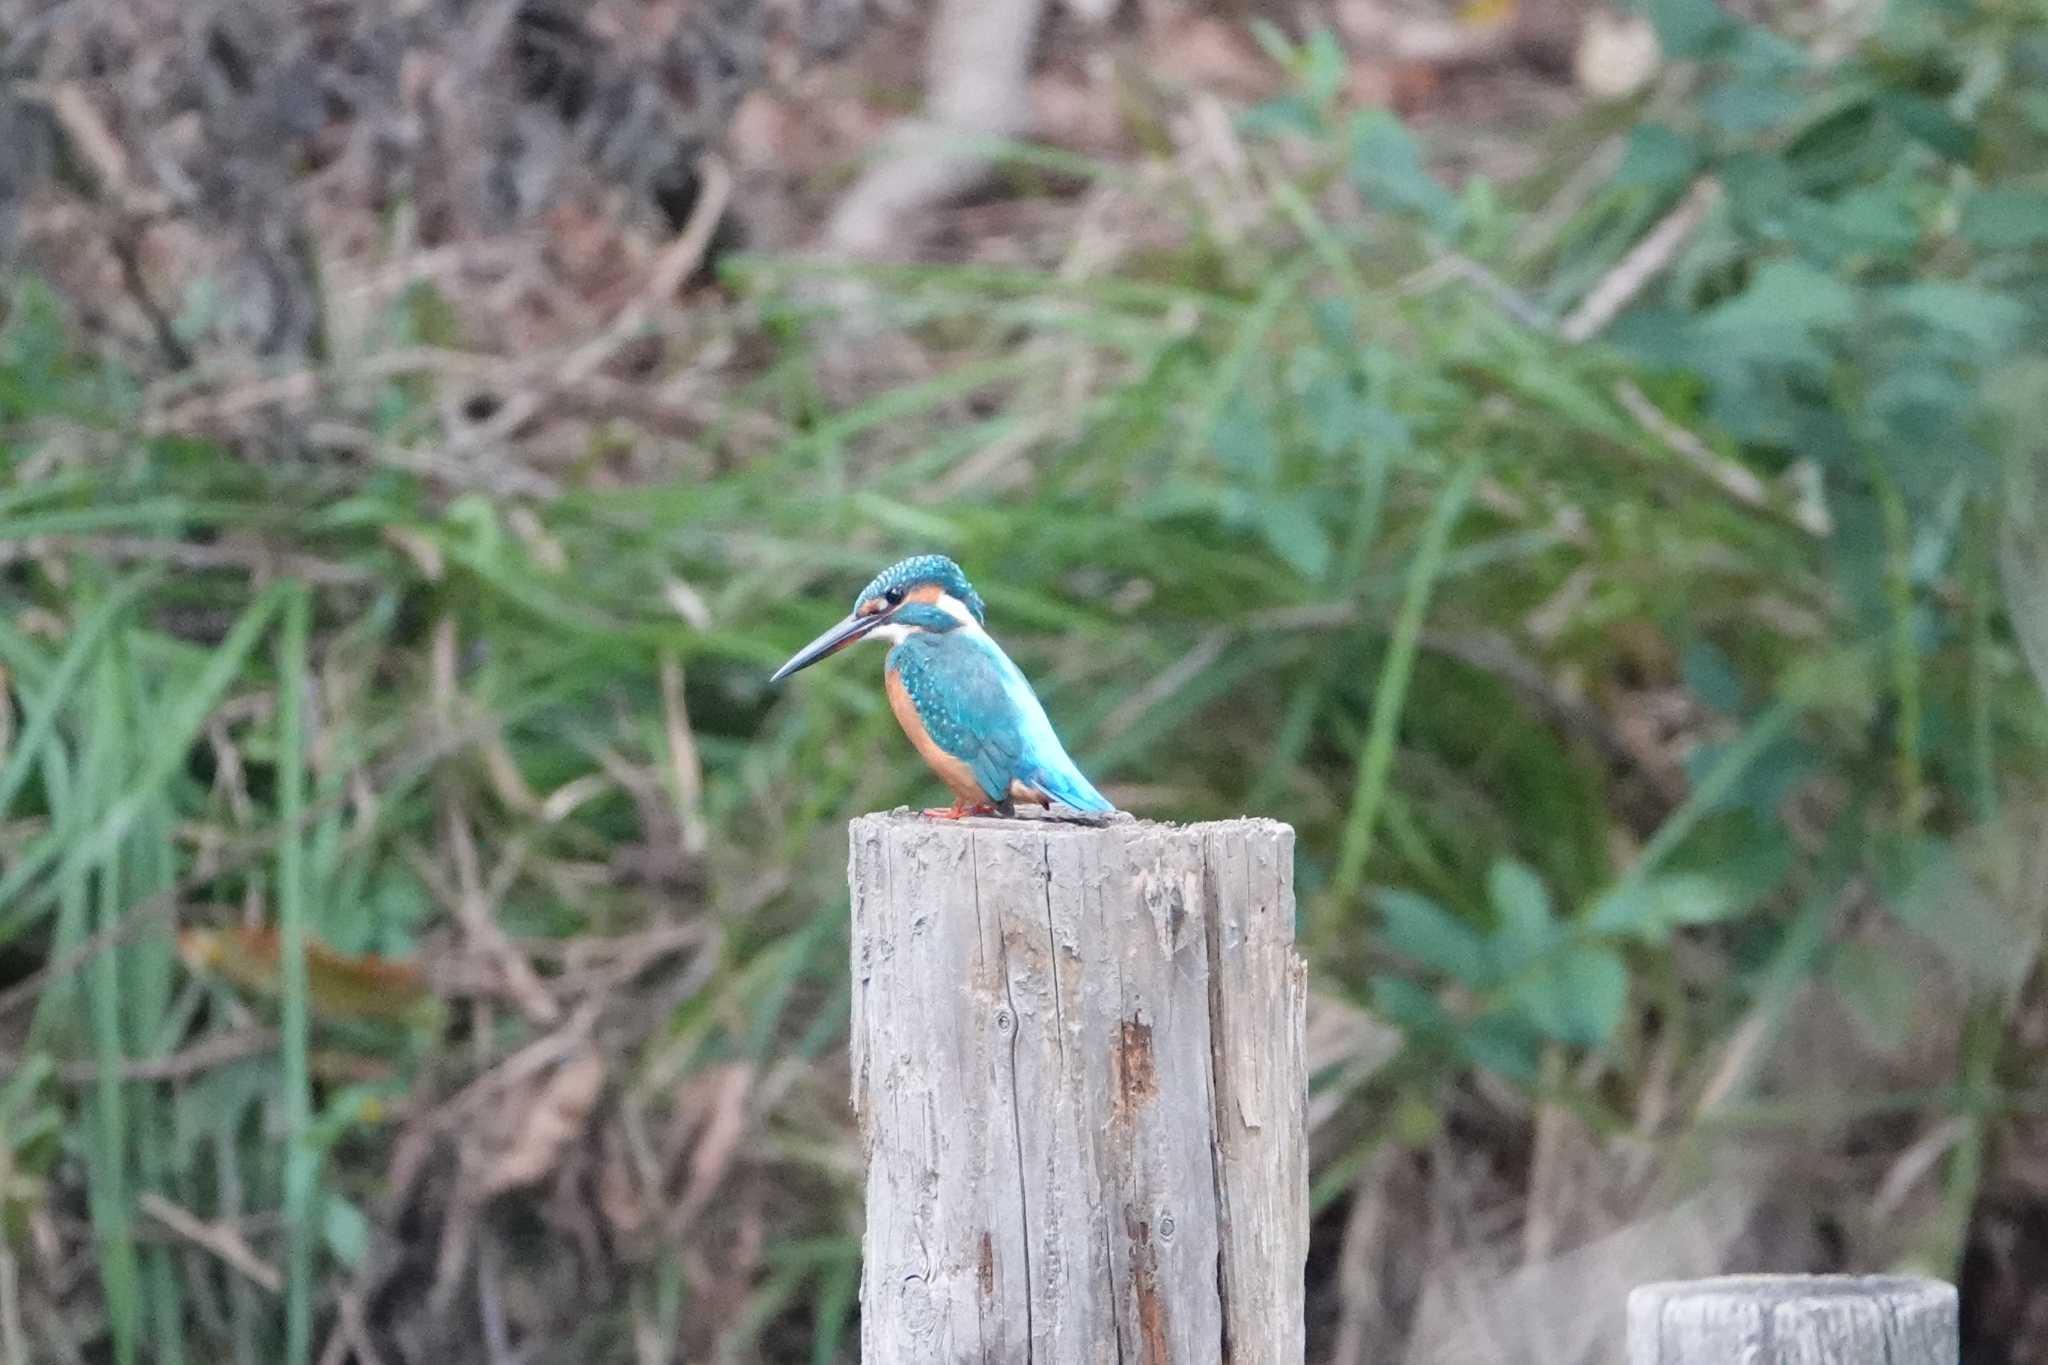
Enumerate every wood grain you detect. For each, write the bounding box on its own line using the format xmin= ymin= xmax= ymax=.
xmin=849 ymin=810 xmax=1307 ymax=1364
xmin=1628 ymin=1275 xmax=1957 ymax=1365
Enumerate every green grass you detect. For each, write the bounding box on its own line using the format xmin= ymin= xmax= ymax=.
xmin=1328 ymin=458 xmax=1479 ymax=920
xmin=5 ymin=0 xmax=2048 ymax=1355
xmin=276 ymin=587 xmax=314 ymax=1365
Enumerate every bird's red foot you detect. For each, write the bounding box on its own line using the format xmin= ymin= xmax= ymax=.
xmin=922 ymin=800 xmax=997 ymax=820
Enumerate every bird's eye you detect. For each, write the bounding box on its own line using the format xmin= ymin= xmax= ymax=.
xmin=883 ymin=587 xmax=906 ymax=606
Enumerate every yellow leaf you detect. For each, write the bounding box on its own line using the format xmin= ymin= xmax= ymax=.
xmin=1458 ymin=0 xmax=1517 ymax=28
xmin=179 ymin=928 xmax=432 ymax=1023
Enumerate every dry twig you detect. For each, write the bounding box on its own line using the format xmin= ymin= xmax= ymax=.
xmin=0 ymin=1029 xmax=276 ymax=1086
xmin=31 ymin=536 xmax=373 ymax=586
xmin=1559 ymin=177 xmax=1722 ymax=343
xmin=138 ymin=1193 xmax=283 ymax=1295
xmin=449 ymin=155 xmax=734 ymax=458
xmin=1615 ymin=378 xmax=1830 ymax=537
xmin=823 ymin=0 xmax=1046 ymax=256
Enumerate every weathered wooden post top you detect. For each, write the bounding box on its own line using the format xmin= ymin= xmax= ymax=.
xmin=1629 ymin=1275 xmax=1958 ymax=1365
xmin=848 ymin=809 xmax=1308 ymax=1364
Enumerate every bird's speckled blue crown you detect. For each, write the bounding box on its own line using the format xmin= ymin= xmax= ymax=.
xmin=857 ymin=554 xmax=986 ymax=623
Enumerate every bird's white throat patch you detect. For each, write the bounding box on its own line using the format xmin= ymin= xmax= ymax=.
xmin=876 ymin=593 xmax=981 ymax=645
xmin=934 ymin=592 xmax=978 ymax=627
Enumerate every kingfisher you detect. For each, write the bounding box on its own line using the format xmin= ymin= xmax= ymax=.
xmin=769 ymin=554 xmax=1116 ymax=819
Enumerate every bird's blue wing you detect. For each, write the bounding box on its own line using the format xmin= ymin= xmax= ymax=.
xmin=974 ymin=636 xmax=1115 ymax=813
xmin=888 ymin=634 xmax=1027 ymax=803
xmin=890 ymin=632 xmax=1114 ymax=813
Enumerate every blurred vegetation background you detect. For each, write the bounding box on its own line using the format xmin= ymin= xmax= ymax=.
xmin=2 ymin=0 xmax=2047 ymax=1361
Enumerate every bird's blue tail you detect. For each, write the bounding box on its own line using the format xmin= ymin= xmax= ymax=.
xmin=1025 ymin=759 xmax=1115 ymax=814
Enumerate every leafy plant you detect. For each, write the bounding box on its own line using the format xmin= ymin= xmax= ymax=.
xmin=5 ymin=0 xmax=2048 ymax=1352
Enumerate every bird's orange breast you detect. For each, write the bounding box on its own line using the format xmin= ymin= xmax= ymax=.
xmin=885 ymin=666 xmax=986 ymax=803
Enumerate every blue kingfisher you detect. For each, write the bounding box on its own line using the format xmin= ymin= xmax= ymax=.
xmin=770 ymin=554 xmax=1116 ymax=819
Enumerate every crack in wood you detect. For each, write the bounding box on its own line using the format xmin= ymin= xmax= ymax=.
xmin=1203 ymin=833 xmax=1238 ymax=1365
xmin=978 ymin=831 xmax=1036 ymax=1357
xmin=849 ymin=814 xmax=1303 ymax=1364
xmin=1124 ymin=1206 xmax=1170 ymax=1365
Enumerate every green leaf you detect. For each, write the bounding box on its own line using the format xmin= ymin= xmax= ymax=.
xmin=1820 ymin=187 xmax=1924 ymax=258
xmin=1875 ymin=833 xmax=2030 ymax=991
xmin=1212 ymin=397 xmax=1277 ymax=478
xmin=1369 ymin=973 xmax=1450 ymax=1034
xmin=1988 ymin=361 xmax=2048 ymax=709
xmin=1614 ymin=125 xmax=1700 ymax=190
xmin=1647 ymin=0 xmax=1736 ymax=57
xmin=1721 ymin=151 xmax=1799 ymax=227
xmin=1240 ymin=96 xmax=1324 ymax=139
xmin=2022 ymin=89 xmax=2048 ymax=138
xmin=1458 ymin=1011 xmax=1543 ymax=1083
xmin=373 ymin=867 xmax=435 ymax=952
xmin=1377 ymin=889 xmax=1493 ymax=984
xmin=1867 ymin=367 xmax=1985 ymax=499
xmin=1347 ymin=110 xmax=1462 ymax=234
xmin=1662 ymin=810 xmax=1794 ymax=902
xmin=1608 ymin=306 xmax=1697 ymax=369
xmin=1486 ymin=860 xmax=1558 ymax=973
xmin=1681 ymin=733 xmax=1815 ymax=814
xmin=2004 ymin=512 xmax=2048 ymax=711
xmin=1706 ymin=259 xmax=1857 ymax=337
xmin=1701 ymin=77 xmax=1806 ymax=137
xmin=1725 ymin=23 xmax=1808 ymax=77
xmin=1302 ymin=372 xmax=1365 ymax=457
xmin=322 ymin=1195 xmax=372 ymax=1269
xmin=1311 ymin=296 xmax=1358 ymax=351
xmin=1258 ymin=496 xmax=1333 ymax=580
xmin=1245 ymin=17 xmax=1297 ymax=66
xmin=1691 ymin=260 xmax=1855 ymax=381
xmin=1585 ymin=872 xmax=1748 ymax=938
xmin=1877 ymin=91 xmax=1976 ymax=160
xmin=0 ymin=1053 xmax=53 ymax=1127
xmin=1960 ymin=190 xmax=2048 ymax=250
xmin=1827 ymin=941 xmax=1917 ymax=1053
xmin=1681 ymin=638 xmax=1748 ymax=715
xmin=1305 ymin=31 xmax=1349 ymax=102
xmin=1882 ymin=283 xmax=2029 ymax=351
xmin=1359 ymin=403 xmax=1412 ymax=454
xmin=1509 ymin=944 xmax=1629 ymax=1046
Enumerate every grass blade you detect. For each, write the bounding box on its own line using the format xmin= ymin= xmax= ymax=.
xmin=55 ymin=582 xmax=290 ymax=883
xmin=0 ymin=572 xmax=160 ymax=820
xmin=26 ymin=720 xmax=79 ymax=1034
xmin=0 ymin=581 xmax=288 ymax=917
xmin=1330 ymin=460 xmax=1480 ymax=912
xmin=1179 ymin=257 xmax=1312 ymax=466
xmin=276 ymin=585 xmax=315 ymax=1365
xmin=85 ymin=643 xmax=140 ymax=1365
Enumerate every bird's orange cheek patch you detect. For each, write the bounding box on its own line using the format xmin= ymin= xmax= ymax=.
xmin=906 ymin=584 xmax=946 ymax=605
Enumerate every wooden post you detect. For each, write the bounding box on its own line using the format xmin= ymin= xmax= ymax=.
xmin=848 ymin=811 xmax=1307 ymax=1364
xmin=1628 ymin=1275 xmax=1958 ymax=1365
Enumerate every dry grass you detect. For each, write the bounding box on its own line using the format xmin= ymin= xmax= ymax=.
xmin=5 ymin=0 xmax=2048 ymax=1362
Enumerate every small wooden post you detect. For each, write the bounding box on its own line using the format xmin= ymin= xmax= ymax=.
xmin=1628 ymin=1275 xmax=1958 ymax=1365
xmin=848 ymin=811 xmax=1307 ymax=1364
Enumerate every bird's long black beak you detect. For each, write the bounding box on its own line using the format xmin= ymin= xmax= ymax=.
xmin=770 ymin=611 xmax=882 ymax=683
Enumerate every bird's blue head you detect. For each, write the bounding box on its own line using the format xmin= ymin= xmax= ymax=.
xmin=770 ymin=554 xmax=985 ymax=683
xmin=853 ymin=554 xmax=985 ymax=624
